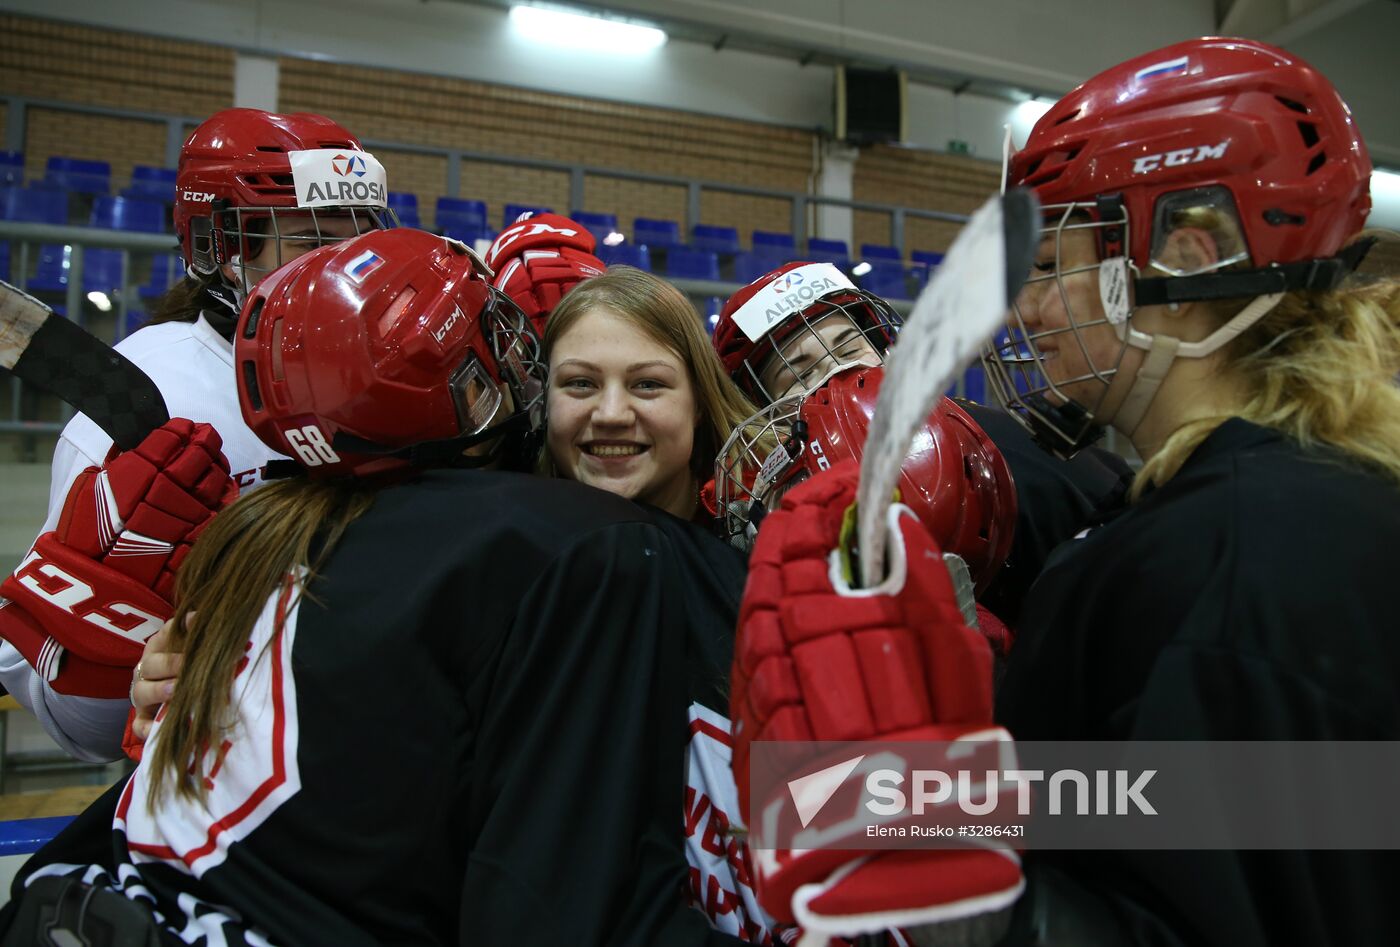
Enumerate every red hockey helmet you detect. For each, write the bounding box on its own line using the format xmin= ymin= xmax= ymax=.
xmin=713 ymin=261 xmax=901 ymax=404
xmin=984 ymin=37 xmax=1373 ymax=454
xmin=716 ymin=366 xmax=1016 ymax=593
xmin=175 ymin=108 xmax=394 ymax=296
xmin=236 ymin=228 xmax=545 ymax=480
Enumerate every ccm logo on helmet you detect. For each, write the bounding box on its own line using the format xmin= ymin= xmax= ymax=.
xmin=182 ymin=191 xmax=215 ymax=203
xmin=433 ymin=304 xmax=467 ymax=344
xmin=1132 ymin=141 xmax=1229 ymax=175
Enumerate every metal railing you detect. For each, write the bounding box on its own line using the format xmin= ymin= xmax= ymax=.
xmin=4 ymin=95 xmax=973 ymax=253
xmin=1 ymin=222 xmax=179 ymax=440
xmin=2 ymin=94 xmax=977 ymax=443
xmin=0 ymin=221 xmax=931 ymax=442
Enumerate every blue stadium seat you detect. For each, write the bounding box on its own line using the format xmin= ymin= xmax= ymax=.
xmin=633 ymin=217 xmax=682 ymax=250
xmin=124 ymin=165 xmax=176 ymax=202
xmin=665 ymin=247 xmax=720 ymax=281
xmin=911 ymin=249 xmax=944 ymax=268
xmin=597 ymin=243 xmax=651 ymax=271
xmin=90 ymin=195 xmax=166 ymax=233
xmin=691 ymin=224 xmax=740 ymax=255
xmin=442 ymin=225 xmax=494 ymax=247
xmin=387 ymin=192 xmax=421 ymax=229
xmin=1 ymin=186 xmax=68 ymax=224
xmin=140 ymin=253 xmax=184 ymax=301
xmin=28 ymin=243 xmax=71 ymax=292
xmin=752 ymin=231 xmax=796 ymax=258
xmin=436 ymin=197 xmax=488 ymax=233
xmin=83 ymin=248 xmax=127 ymax=294
xmin=961 ymin=364 xmax=987 ymax=404
xmin=733 ymin=251 xmax=777 ymax=286
xmin=860 ymin=260 xmax=912 ymax=301
xmin=121 ymin=307 xmax=149 ymax=340
xmin=806 ymin=237 xmax=850 ymax=268
xmin=3 ymin=186 xmax=71 ymax=292
xmin=44 ymin=156 xmax=111 ymax=196
xmin=860 ymin=243 xmax=901 ymax=262
xmin=503 ymin=203 xmax=552 ymax=227
xmin=0 ymin=151 xmax=23 ymax=187
xmin=570 ymin=210 xmax=620 ymax=246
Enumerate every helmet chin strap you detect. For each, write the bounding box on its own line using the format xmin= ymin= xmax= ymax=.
xmin=205 ymin=254 xmax=247 ymax=317
xmin=1100 ymin=288 xmax=1285 ymax=437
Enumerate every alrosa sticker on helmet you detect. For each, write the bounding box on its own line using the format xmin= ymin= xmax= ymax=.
xmin=288 ymin=148 xmax=388 ymax=209
xmin=732 ymin=262 xmax=858 ymax=344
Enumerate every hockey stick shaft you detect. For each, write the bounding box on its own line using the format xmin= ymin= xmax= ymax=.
xmin=854 ymin=190 xmax=1038 ymax=587
xmin=0 ymin=279 xmax=169 ymax=451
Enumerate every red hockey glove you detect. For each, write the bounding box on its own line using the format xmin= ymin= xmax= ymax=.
xmin=0 ymin=419 xmax=236 ymax=697
xmin=485 ymin=213 xmax=605 ymax=334
xmin=731 ymin=461 xmax=1023 ymax=945
xmin=974 ymin=603 xmax=1014 ymax=659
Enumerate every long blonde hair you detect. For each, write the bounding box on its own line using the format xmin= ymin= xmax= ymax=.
xmin=146 ymin=477 xmax=377 ymax=809
xmin=539 ymin=266 xmax=764 ymax=482
xmin=1134 ymin=216 xmax=1400 ymax=495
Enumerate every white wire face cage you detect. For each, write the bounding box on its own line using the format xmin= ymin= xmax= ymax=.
xmin=737 ymin=290 xmax=901 ymax=405
xmin=714 ymin=390 xmax=810 ymax=551
xmin=199 ymin=204 xmax=401 ymax=294
xmin=982 ymin=200 xmax=1139 ymax=457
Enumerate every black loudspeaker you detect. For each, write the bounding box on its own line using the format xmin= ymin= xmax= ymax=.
xmin=835 ymin=65 xmax=907 ymax=145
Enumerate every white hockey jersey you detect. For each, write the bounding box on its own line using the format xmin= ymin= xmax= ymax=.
xmin=0 ymin=314 xmax=286 ymax=762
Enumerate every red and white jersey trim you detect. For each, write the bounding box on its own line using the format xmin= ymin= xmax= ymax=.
xmin=684 ymin=701 xmax=775 ymax=943
xmin=115 ymin=576 xmax=303 ymax=878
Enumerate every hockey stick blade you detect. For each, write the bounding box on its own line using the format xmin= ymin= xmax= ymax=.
xmin=855 ymin=189 xmax=1039 ymax=587
xmin=0 ymin=279 xmax=169 ymax=451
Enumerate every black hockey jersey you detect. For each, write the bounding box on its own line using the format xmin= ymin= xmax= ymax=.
xmin=958 ymin=402 xmax=1133 ymax=626
xmin=995 ymin=419 xmax=1400 ymax=946
xmin=6 ymin=469 xmax=759 ymax=946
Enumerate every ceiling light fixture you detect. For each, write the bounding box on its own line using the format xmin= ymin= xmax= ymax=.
xmin=509 ymin=5 xmax=667 ymax=54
